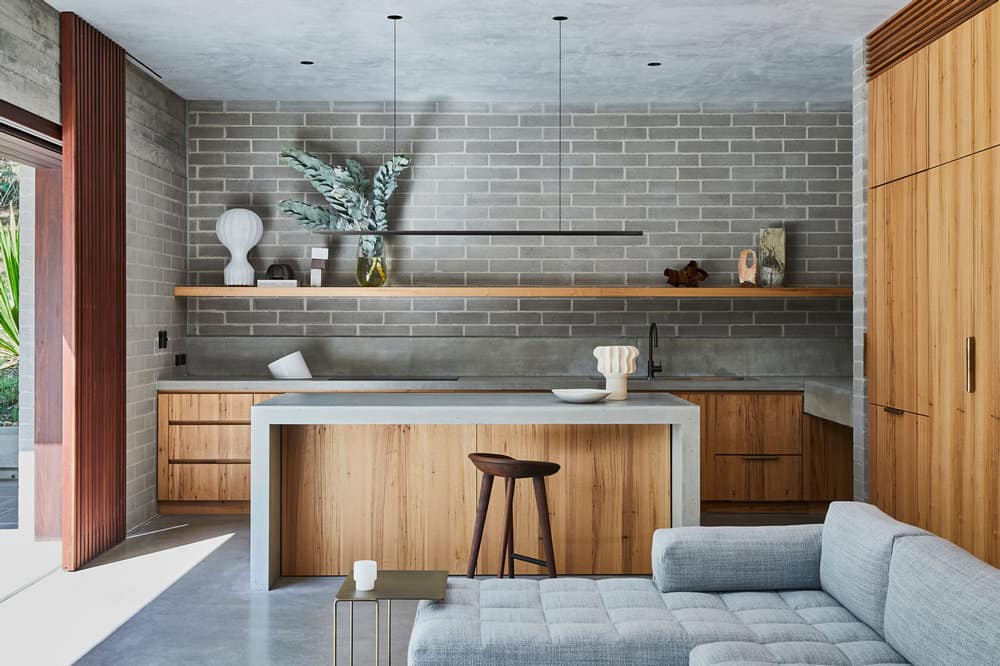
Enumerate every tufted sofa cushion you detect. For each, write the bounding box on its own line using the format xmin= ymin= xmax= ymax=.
xmin=407 ymin=577 xmax=909 ymax=666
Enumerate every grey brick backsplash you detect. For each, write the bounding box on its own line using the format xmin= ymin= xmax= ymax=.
xmin=187 ymin=100 xmax=851 ymax=338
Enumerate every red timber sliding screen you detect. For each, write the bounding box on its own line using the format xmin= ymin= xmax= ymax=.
xmin=0 ymin=102 xmax=62 ymax=539
xmin=59 ymin=13 xmax=127 ymax=570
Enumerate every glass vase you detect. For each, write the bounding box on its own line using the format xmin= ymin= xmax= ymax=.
xmin=355 ymin=234 xmax=389 ymax=287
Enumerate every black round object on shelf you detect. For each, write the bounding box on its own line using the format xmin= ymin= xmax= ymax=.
xmin=266 ymin=264 xmax=296 ymax=280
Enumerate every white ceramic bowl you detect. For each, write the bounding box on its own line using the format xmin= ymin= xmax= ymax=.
xmin=267 ymin=351 xmax=312 ymax=379
xmin=551 ymin=388 xmax=612 ymax=404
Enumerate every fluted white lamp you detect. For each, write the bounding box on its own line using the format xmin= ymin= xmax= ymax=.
xmin=593 ymin=345 xmax=639 ymax=400
xmin=216 ymin=208 xmax=263 ymax=286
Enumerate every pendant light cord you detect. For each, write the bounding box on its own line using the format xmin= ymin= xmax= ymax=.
xmin=392 ymin=18 xmax=398 ymax=156
xmin=557 ymin=18 xmax=563 ymax=232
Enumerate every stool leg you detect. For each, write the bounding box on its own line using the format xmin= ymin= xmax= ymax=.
xmin=506 ymin=478 xmax=515 ymax=579
xmin=533 ymin=476 xmax=557 ymax=578
xmin=467 ymin=473 xmax=494 ymax=578
xmin=498 ymin=477 xmax=515 ymax=578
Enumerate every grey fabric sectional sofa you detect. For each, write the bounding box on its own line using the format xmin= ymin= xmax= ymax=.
xmin=408 ymin=502 xmax=1000 ymax=665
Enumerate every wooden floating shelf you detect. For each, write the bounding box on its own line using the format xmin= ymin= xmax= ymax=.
xmin=174 ymin=286 xmax=852 ymax=299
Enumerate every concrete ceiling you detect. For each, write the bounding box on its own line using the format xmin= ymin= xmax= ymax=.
xmin=48 ymin=0 xmax=906 ymax=102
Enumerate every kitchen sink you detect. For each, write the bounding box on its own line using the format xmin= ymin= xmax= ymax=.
xmin=313 ymin=375 xmax=460 ymax=381
xmin=587 ymin=375 xmax=759 ymax=382
xmin=648 ymin=376 xmax=758 ymax=382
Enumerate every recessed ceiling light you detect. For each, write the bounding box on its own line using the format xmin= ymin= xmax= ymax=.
xmin=647 ymin=61 xmax=662 ymax=67
xmin=300 ymin=60 xmax=314 ymax=65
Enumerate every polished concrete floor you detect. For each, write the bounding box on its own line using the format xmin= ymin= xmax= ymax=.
xmin=78 ymin=515 xmax=416 ymax=665
xmin=51 ymin=511 xmax=821 ymax=664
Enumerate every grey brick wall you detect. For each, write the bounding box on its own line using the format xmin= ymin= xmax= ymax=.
xmin=126 ymin=63 xmax=188 ymax=529
xmin=186 ymin=100 xmax=853 ymax=337
xmin=851 ymin=40 xmax=869 ymax=501
xmin=0 ymin=0 xmax=59 ymax=124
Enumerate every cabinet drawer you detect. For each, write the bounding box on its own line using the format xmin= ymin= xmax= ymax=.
xmin=164 ymin=463 xmax=250 ymax=501
xmin=689 ymin=392 xmax=803 ymax=455
xmin=165 ymin=393 xmax=253 ymax=423
xmin=166 ymin=424 xmax=250 ymax=462
xmin=710 ymin=454 xmax=802 ymax=502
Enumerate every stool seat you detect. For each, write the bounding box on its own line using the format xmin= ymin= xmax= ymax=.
xmin=468 ymin=453 xmax=560 ymax=479
xmin=466 ymin=452 xmax=560 ymax=579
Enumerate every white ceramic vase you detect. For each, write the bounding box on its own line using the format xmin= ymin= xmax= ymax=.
xmin=216 ymin=208 xmax=263 ymax=286
xmin=593 ymin=345 xmax=639 ymax=400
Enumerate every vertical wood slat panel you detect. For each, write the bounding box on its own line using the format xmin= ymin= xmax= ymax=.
xmin=866 ymin=0 xmax=997 ymax=78
xmin=60 ymin=13 xmax=126 ymax=571
xmin=34 ymin=167 xmax=63 ymax=538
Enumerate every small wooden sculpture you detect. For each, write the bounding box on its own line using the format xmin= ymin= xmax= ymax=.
xmin=738 ymin=249 xmax=758 ymax=287
xmin=664 ymin=260 xmax=709 ymax=287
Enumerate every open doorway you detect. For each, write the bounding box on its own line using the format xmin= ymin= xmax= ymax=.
xmin=0 ymin=123 xmax=61 ymax=598
xmin=0 ymin=158 xmax=22 ymax=531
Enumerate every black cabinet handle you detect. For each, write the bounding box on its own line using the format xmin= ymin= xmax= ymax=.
xmin=883 ymin=406 xmax=905 ymax=415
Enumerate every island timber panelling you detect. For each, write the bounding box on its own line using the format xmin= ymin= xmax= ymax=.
xmin=280 ymin=423 xmax=670 ymax=575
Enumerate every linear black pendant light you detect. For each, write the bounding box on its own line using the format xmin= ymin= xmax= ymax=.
xmin=323 ymin=15 xmax=643 ymax=238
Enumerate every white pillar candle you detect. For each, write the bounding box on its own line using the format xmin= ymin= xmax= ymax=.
xmin=353 ymin=560 xmax=377 ymax=591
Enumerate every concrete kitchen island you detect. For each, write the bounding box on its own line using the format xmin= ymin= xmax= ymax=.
xmin=250 ymin=392 xmax=699 ymax=591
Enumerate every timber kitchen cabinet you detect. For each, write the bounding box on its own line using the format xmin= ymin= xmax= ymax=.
xmin=867 ymin=172 xmax=929 ymax=415
xmin=867 ymin=1 xmax=1000 ymax=567
xmin=677 ymin=392 xmax=850 ymax=507
xmin=157 ymin=392 xmax=281 ymax=513
xmin=928 ymin=3 xmax=1000 ymax=168
xmin=868 ymin=45 xmax=929 ymax=187
xmin=868 ymin=147 xmax=1000 ymax=565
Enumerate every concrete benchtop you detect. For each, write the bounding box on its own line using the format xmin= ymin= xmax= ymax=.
xmin=802 ymin=378 xmax=853 ymax=428
xmin=249 ymin=392 xmax=700 ymax=591
xmin=251 ymin=391 xmax=699 ymax=425
xmin=158 ymin=374 xmax=846 ymax=393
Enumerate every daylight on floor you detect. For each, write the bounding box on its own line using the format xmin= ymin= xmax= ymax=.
xmin=0 ymin=0 xmax=998 ymax=664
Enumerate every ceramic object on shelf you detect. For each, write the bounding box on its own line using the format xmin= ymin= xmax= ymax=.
xmin=551 ymin=388 xmax=612 ymax=404
xmin=593 ymin=345 xmax=639 ymax=400
xmin=267 ymin=351 xmax=312 ymax=379
xmin=216 ymin=208 xmax=263 ymax=286
xmin=759 ymin=227 xmax=786 ymax=288
xmin=311 ymin=247 xmax=329 ymax=287
xmin=738 ymin=249 xmax=758 ymax=287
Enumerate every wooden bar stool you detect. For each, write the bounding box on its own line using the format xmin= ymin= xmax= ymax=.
xmin=466 ymin=452 xmax=560 ymax=579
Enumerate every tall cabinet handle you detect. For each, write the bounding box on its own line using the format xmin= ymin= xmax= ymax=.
xmin=966 ymin=336 xmax=976 ymax=394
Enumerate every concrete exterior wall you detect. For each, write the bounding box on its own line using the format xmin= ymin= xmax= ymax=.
xmin=851 ymin=39 xmax=869 ymax=501
xmin=0 ymin=0 xmax=60 ymax=124
xmin=125 ymin=63 xmax=188 ymax=529
xmin=186 ymin=101 xmax=853 ymax=339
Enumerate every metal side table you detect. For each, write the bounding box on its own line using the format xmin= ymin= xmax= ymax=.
xmin=334 ymin=570 xmax=448 ymax=665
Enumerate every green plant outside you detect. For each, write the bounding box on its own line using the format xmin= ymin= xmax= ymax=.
xmin=0 ymin=366 xmax=17 ymax=424
xmin=0 ymin=159 xmax=18 ymax=366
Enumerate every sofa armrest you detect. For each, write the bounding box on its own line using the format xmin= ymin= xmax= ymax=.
xmin=651 ymin=524 xmax=823 ymax=593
